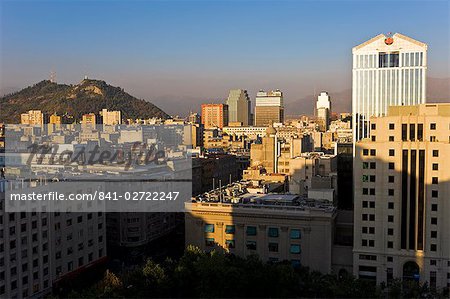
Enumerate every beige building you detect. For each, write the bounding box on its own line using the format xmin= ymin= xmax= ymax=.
xmin=20 ymin=110 xmax=44 ymax=126
xmin=354 ymin=103 xmax=450 ymax=289
xmin=201 ymin=104 xmax=228 ymax=129
xmin=185 ymin=183 xmax=336 ymax=273
xmin=101 ymin=109 xmax=122 ymax=125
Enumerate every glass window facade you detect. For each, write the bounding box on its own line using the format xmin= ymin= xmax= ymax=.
xmin=204 ymin=224 xmax=214 ymax=233
xmin=246 ymin=226 xmax=257 ymax=236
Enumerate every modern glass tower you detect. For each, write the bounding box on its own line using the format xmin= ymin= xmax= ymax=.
xmin=352 ymin=33 xmax=427 ymax=142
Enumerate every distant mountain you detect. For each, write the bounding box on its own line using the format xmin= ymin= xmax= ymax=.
xmin=286 ymin=77 xmax=450 ymax=116
xmin=0 ymin=79 xmax=169 ymax=123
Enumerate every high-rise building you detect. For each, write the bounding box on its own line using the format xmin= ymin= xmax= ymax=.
xmin=254 ymin=90 xmax=284 ymax=126
xmin=316 ymin=92 xmax=331 ymax=132
xmin=226 ymin=89 xmax=251 ymax=126
xmin=81 ymin=113 xmax=96 ymax=126
xmin=352 ymin=33 xmax=427 ymax=142
xmin=49 ymin=114 xmax=62 ymax=125
xmin=20 ymin=110 xmax=44 ymax=126
xmin=353 ymin=103 xmax=450 ymax=289
xmin=201 ymin=104 xmax=228 ymax=129
xmin=101 ymin=109 xmax=121 ymax=125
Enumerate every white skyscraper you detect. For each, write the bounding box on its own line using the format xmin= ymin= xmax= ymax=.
xmin=352 ymin=33 xmax=427 ymax=142
xmin=316 ymin=92 xmax=331 ymax=132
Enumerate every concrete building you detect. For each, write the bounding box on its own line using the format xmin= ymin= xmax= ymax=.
xmin=254 ymin=90 xmax=284 ymax=126
xmin=352 ymin=33 xmax=427 ymax=142
xmin=201 ymin=104 xmax=229 ymax=129
xmin=0 ymin=179 xmax=107 ymax=298
xmin=20 ymin=110 xmax=44 ymax=126
xmin=81 ymin=113 xmax=96 ymax=127
xmin=49 ymin=114 xmax=62 ymax=125
xmin=185 ymin=182 xmax=337 ymax=273
xmin=316 ymin=92 xmax=331 ymax=132
xmin=226 ymin=89 xmax=251 ymax=126
xmin=353 ymin=103 xmax=450 ymax=289
xmin=100 ymin=109 xmax=122 ymax=125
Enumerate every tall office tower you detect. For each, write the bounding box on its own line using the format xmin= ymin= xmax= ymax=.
xmin=254 ymin=89 xmax=284 ymax=126
xmin=20 ymin=110 xmax=44 ymax=126
xmin=352 ymin=33 xmax=427 ymax=142
xmin=226 ymin=89 xmax=251 ymax=126
xmin=201 ymin=104 xmax=229 ymax=129
xmin=353 ymin=103 xmax=450 ymax=289
xmin=316 ymin=92 xmax=331 ymax=132
xmin=100 ymin=109 xmax=122 ymax=126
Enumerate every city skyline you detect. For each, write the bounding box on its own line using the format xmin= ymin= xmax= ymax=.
xmin=1 ymin=1 xmax=449 ymax=116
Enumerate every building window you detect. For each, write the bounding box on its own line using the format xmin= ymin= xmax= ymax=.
xmin=369 ymin=214 xmax=375 ymax=221
xmin=370 ymin=162 xmax=376 ymax=169
xmin=363 ymin=149 xmax=369 ymax=156
xmin=268 ymin=242 xmax=279 ymax=252
xmin=402 ymin=124 xmax=407 ymax=141
xmin=410 ymin=124 xmax=415 ymax=141
xmin=369 ymin=201 xmax=375 ymax=208
xmin=432 ymin=190 xmax=438 ymax=198
xmin=205 ymin=237 xmax=215 ymax=247
xmin=389 ymin=136 xmax=394 ymax=142
xmin=389 ymin=123 xmax=395 ymax=130
xmin=388 ymin=202 xmax=394 ymax=209
xmin=371 ymin=136 xmax=376 ymax=142
xmin=431 ymin=204 xmax=438 ymax=212
xmin=362 ymin=175 xmax=369 ymax=182
xmin=369 ymin=240 xmax=375 ymax=247
xmin=290 ymin=244 xmax=301 ymax=254
xmin=363 ymin=162 xmax=369 ymax=169
xmin=432 ymin=177 xmax=438 ymax=184
xmin=268 ymin=227 xmax=279 ymax=238
xmin=370 ymin=188 xmax=375 ymax=195
xmin=225 ymin=239 xmax=235 ymax=249
xmin=371 ymin=123 xmax=376 ymax=130
xmin=432 ymin=150 xmax=439 ymax=157
xmin=432 ymin=163 xmax=438 ymax=171
xmin=370 ymin=149 xmax=376 ymax=156
xmin=225 ymin=225 xmax=235 ymax=234
xmin=388 ymin=215 xmax=394 ymax=222
xmin=417 ymin=124 xmax=423 ymax=141
xmin=430 ymin=123 xmax=436 ymax=130
xmin=430 ymin=244 xmax=437 ymax=252
xmin=431 ymin=217 xmax=437 ymax=225
xmin=388 ymin=228 xmax=394 ymax=235
xmin=370 ymin=175 xmax=376 ymax=182
xmin=389 ymin=149 xmax=395 ymax=156
xmin=246 ymin=241 xmax=256 ymax=250
xmin=388 ymin=176 xmax=394 ymax=183
xmin=431 ymin=231 xmax=437 ymax=238
xmin=389 ymin=162 xmax=395 ymax=170
xmin=387 ymin=241 xmax=393 ymax=248
xmin=430 ymin=136 xmax=436 ymax=142
xmin=388 ymin=189 xmax=394 ymax=196
xmin=204 ymin=224 xmax=214 ymax=233
xmin=362 ymin=188 xmax=368 ymax=195
xmin=246 ymin=226 xmax=257 ymax=236
xmin=290 ymin=229 xmax=301 ymax=239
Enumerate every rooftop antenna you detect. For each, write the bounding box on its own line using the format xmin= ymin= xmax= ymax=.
xmin=50 ymin=71 xmax=56 ymax=83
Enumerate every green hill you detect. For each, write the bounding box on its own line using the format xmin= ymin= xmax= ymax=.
xmin=0 ymin=79 xmax=169 ymax=123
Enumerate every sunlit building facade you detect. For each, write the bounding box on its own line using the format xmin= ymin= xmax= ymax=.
xmin=352 ymin=33 xmax=427 ymax=142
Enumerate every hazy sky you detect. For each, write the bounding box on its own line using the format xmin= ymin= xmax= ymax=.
xmin=1 ymin=0 xmax=449 ymax=115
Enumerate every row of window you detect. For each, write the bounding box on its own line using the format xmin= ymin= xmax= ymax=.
xmin=205 ymin=237 xmax=301 ymax=254
xmin=204 ymin=224 xmax=301 ymax=239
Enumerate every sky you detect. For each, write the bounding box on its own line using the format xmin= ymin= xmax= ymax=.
xmin=1 ymin=0 xmax=449 ymax=115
